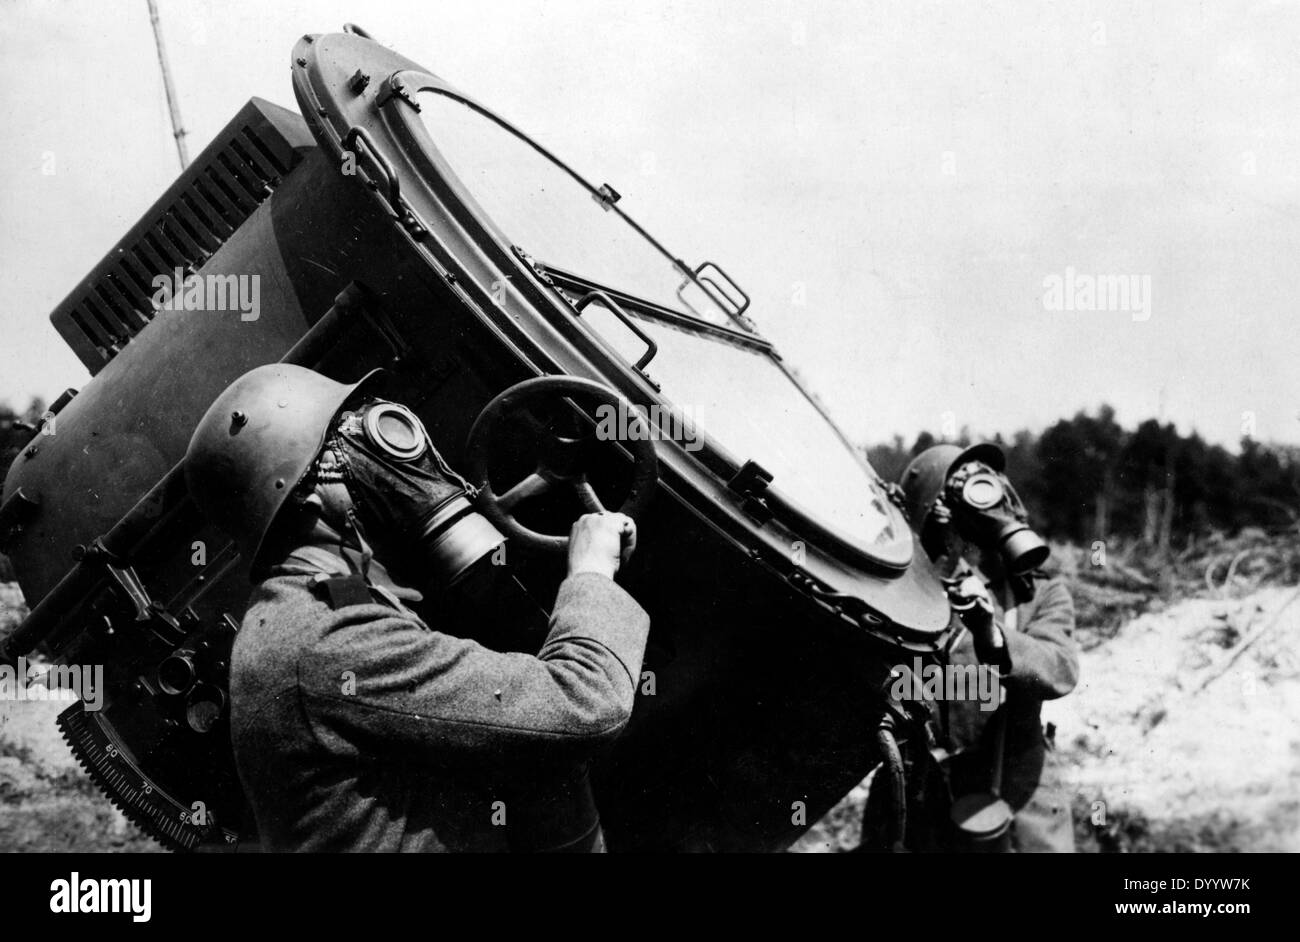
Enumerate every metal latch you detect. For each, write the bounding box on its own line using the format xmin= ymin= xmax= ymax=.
xmin=727 ymin=460 xmax=774 ymax=524
xmin=592 ymin=183 xmax=621 ymax=210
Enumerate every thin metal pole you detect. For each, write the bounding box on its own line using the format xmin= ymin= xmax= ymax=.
xmin=145 ymin=0 xmax=189 ymax=170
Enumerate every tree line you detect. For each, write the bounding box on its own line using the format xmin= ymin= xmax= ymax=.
xmin=866 ymin=405 xmax=1300 ymax=549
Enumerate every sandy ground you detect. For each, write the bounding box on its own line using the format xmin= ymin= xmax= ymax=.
xmin=3 ymin=579 xmax=1298 ymax=852
xmin=0 ymin=581 xmax=162 ymax=852
xmin=1051 ymin=585 xmax=1300 ymax=851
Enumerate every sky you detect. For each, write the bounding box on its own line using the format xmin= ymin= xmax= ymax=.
xmin=1 ymin=0 xmax=1298 ymax=449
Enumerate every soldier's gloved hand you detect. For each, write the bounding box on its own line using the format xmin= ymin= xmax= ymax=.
xmin=567 ymin=512 xmax=637 ymax=580
xmin=946 ymin=574 xmax=1010 ymax=670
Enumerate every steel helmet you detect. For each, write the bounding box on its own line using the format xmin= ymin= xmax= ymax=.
xmin=897 ymin=442 xmax=1005 ymax=533
xmin=184 ymin=364 xmax=380 ymax=572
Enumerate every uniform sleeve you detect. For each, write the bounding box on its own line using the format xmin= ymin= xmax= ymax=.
xmin=296 ymin=572 xmax=650 ymax=769
xmin=1003 ymin=577 xmax=1079 ymax=701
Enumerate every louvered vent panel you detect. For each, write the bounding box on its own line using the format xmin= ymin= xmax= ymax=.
xmin=50 ymin=99 xmax=315 ymax=373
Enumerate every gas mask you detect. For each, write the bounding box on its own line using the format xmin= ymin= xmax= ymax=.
xmin=310 ymin=398 xmax=506 ymax=590
xmin=941 ymin=460 xmax=1049 ymax=577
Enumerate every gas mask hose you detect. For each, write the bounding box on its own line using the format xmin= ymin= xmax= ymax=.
xmin=875 ymin=711 xmax=907 ymax=853
xmin=872 ymin=664 xmax=938 ymax=853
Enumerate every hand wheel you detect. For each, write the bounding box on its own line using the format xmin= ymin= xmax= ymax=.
xmin=465 ymin=376 xmax=659 ymax=551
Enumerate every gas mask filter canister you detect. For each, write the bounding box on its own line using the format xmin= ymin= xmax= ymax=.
xmin=320 ymin=399 xmax=506 ymax=588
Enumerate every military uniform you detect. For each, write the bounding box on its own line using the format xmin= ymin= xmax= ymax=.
xmin=939 ymin=570 xmax=1079 ymax=852
xmin=230 ymin=569 xmax=650 ymax=852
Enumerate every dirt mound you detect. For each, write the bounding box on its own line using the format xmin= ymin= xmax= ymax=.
xmin=1052 ymin=584 xmax=1300 ymax=852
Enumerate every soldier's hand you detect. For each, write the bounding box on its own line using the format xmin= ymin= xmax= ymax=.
xmin=945 ymin=574 xmax=1008 ymax=669
xmin=567 ymin=512 xmax=637 ymax=580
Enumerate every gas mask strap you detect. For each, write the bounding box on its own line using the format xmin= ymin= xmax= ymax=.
xmin=340 ymin=505 xmax=420 ymax=615
xmin=339 ymin=504 xmax=421 ymax=619
xmin=311 ymin=469 xmax=375 ymax=581
xmin=343 ymin=507 xmax=375 ymax=581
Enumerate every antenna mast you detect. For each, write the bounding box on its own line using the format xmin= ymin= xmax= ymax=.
xmin=145 ymin=0 xmax=189 ymax=170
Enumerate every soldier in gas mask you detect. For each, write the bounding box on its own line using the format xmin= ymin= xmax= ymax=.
xmin=883 ymin=442 xmax=1079 ymax=852
xmin=185 ymin=364 xmax=649 ymax=852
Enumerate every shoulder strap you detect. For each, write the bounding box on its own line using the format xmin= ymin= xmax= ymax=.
xmin=276 ymin=545 xmax=421 ymax=621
